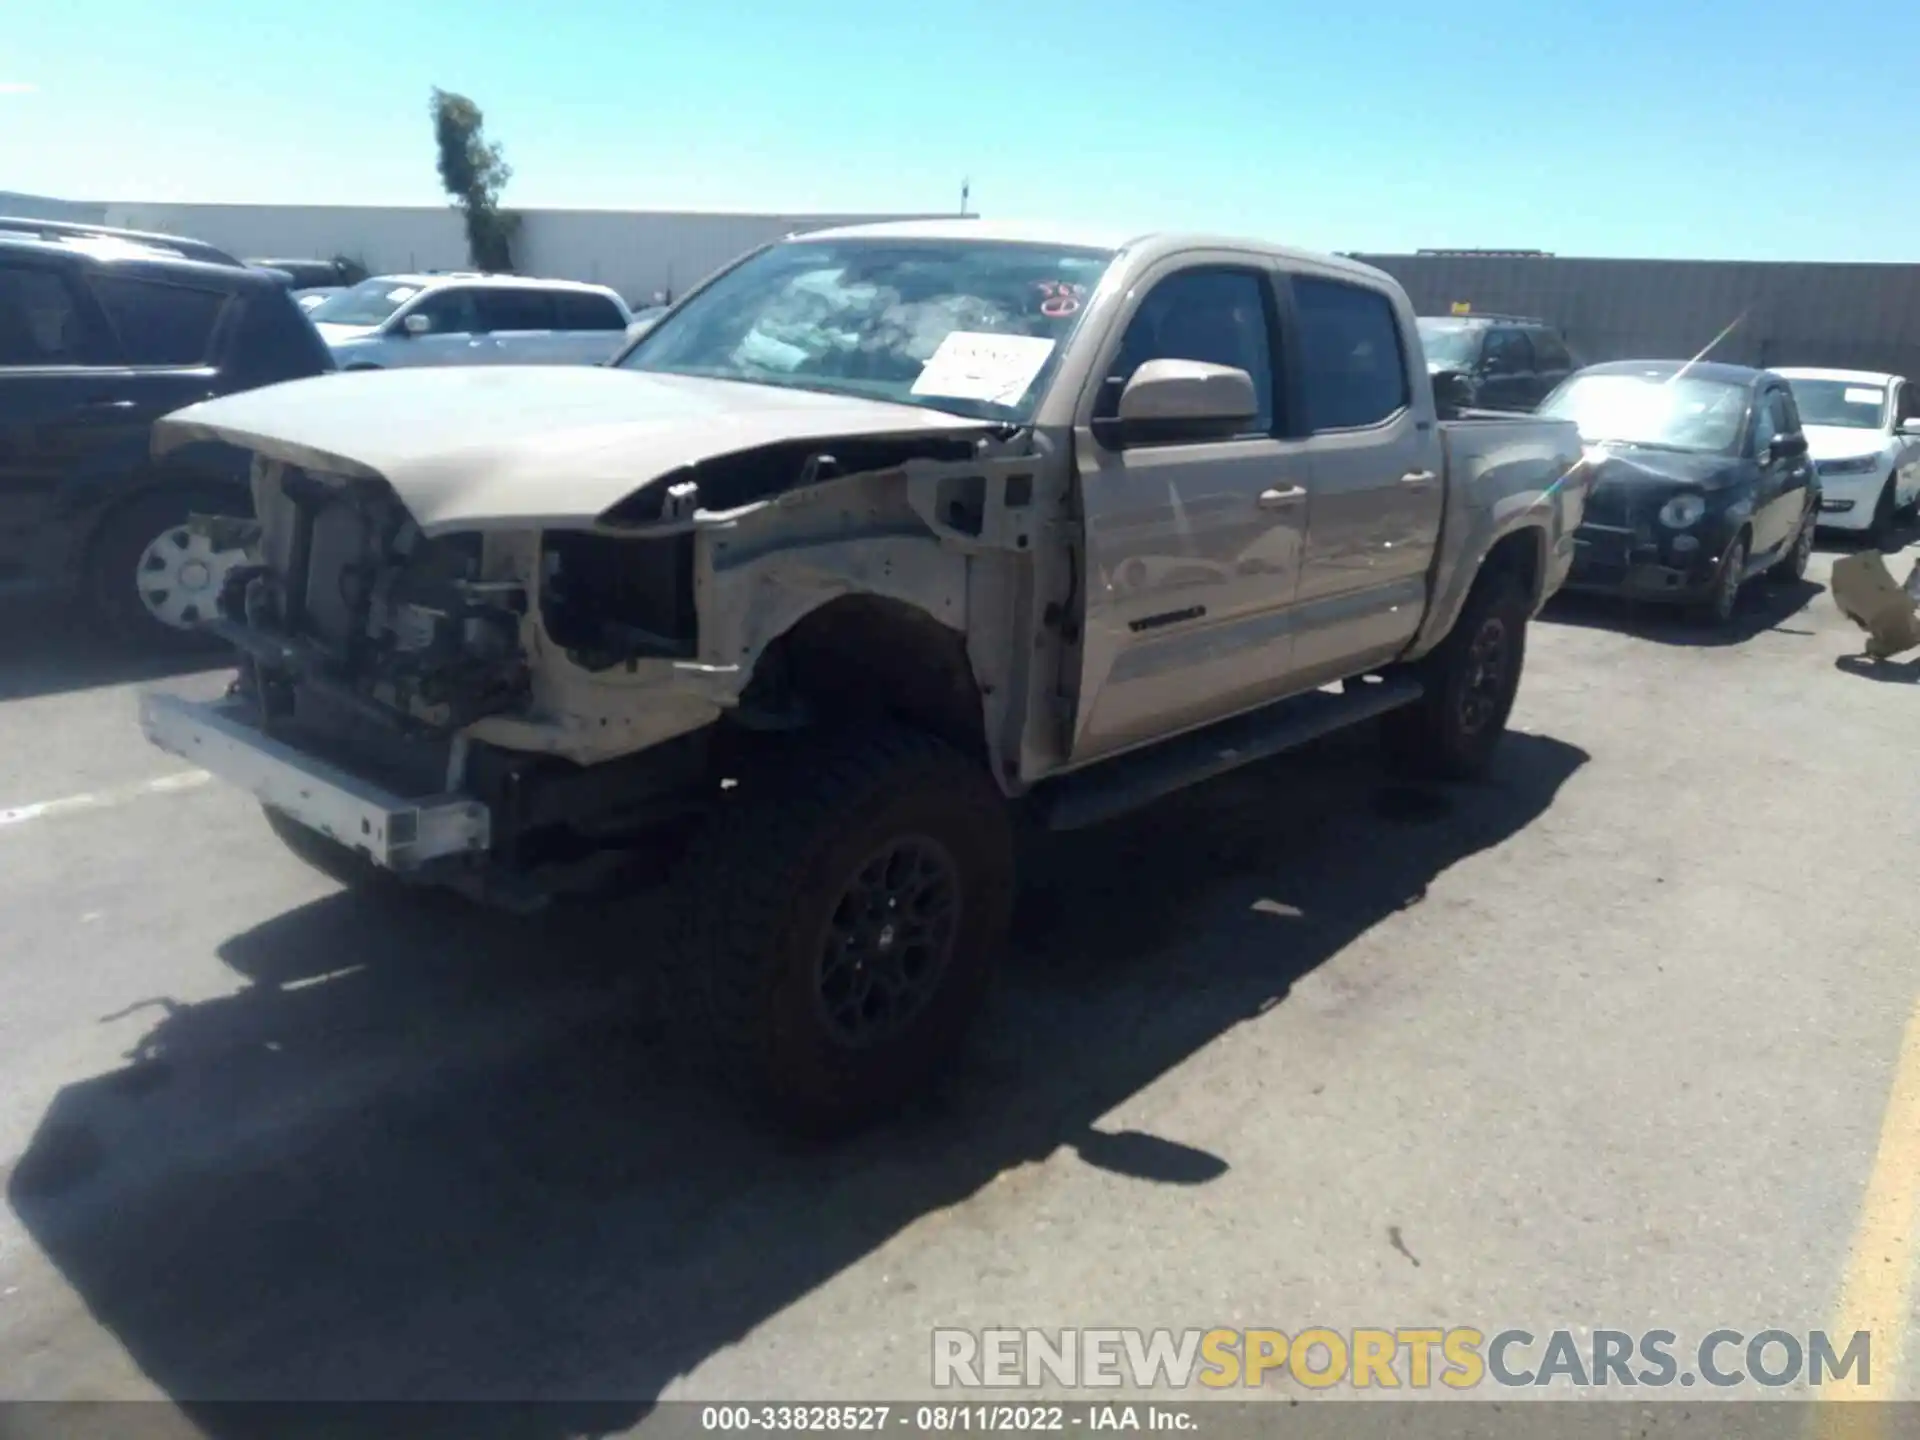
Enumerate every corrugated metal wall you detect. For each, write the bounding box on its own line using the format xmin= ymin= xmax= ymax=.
xmin=2 ymin=194 xmax=946 ymax=306
xmin=1352 ymin=254 xmax=1920 ymax=379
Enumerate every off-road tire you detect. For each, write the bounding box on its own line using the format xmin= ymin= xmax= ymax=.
xmin=262 ymin=804 xmax=392 ymax=891
xmin=1381 ymin=573 xmax=1530 ymax=782
xmin=1769 ymin=506 xmax=1814 ymax=583
xmin=1695 ymin=531 xmax=1749 ymax=627
xmin=85 ymin=486 xmax=242 ymax=653
xmin=673 ymin=723 xmax=1014 ymax=1136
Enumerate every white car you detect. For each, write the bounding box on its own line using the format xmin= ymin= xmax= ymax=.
xmin=1775 ymin=368 xmax=1920 ymax=535
xmin=304 ymin=273 xmax=634 ymax=370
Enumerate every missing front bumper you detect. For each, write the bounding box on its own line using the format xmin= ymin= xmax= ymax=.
xmin=138 ymin=691 xmax=490 ymax=871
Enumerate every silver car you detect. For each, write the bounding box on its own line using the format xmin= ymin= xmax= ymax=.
xmin=305 ymin=273 xmax=634 ymax=369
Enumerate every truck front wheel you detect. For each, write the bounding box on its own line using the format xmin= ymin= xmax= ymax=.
xmin=676 ymin=723 xmax=1014 ymax=1135
xmin=1381 ymin=574 xmax=1529 ymax=782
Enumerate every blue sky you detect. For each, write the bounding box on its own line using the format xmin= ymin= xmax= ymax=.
xmin=4 ymin=0 xmax=1916 ymax=261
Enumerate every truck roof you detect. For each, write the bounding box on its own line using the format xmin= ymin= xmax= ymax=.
xmin=795 ymin=218 xmax=1396 ymax=286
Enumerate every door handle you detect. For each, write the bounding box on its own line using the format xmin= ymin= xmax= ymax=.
xmin=1400 ymin=469 xmax=1438 ymax=487
xmin=1257 ymin=485 xmax=1308 ymax=509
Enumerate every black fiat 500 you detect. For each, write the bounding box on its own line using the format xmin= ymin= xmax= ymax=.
xmin=1542 ymin=360 xmax=1821 ymax=625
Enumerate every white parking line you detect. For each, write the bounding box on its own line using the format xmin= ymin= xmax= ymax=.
xmin=0 ymin=770 xmax=212 ymax=829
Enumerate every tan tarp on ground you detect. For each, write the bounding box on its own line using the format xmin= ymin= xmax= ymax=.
xmin=1830 ymin=550 xmax=1920 ymax=659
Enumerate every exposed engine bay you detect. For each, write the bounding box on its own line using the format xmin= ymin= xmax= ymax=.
xmin=219 ymin=470 xmax=530 ymax=735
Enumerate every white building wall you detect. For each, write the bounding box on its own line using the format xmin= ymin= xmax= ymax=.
xmin=7 ymin=196 xmax=949 ymax=304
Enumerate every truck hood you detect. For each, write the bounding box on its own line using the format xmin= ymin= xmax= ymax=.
xmin=153 ymin=365 xmax=994 ymax=536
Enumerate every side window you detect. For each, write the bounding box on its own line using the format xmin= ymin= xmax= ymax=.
xmin=1774 ymin=388 xmax=1804 ymax=437
xmin=1895 ymin=380 xmax=1915 ymax=424
xmin=1530 ymin=330 xmax=1571 ymax=371
xmin=1750 ymin=390 xmax=1787 ymax=454
xmin=1482 ymin=328 xmax=1533 ymax=375
xmin=552 ymin=291 xmax=627 ymax=331
xmin=0 ymin=264 xmax=105 ymax=366
xmin=1292 ymin=275 xmax=1412 ymax=432
xmin=406 ymin=287 xmax=482 ymax=334
xmin=1093 ymin=268 xmax=1274 ymax=434
xmin=89 ymin=276 xmax=226 ymax=366
xmin=475 ymin=288 xmax=557 ymax=332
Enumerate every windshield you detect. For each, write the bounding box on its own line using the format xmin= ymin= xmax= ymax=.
xmin=1416 ymin=320 xmax=1481 ymax=369
xmin=306 ymin=278 xmax=425 ymax=328
xmin=619 ymin=239 xmax=1116 ymax=422
xmin=1785 ymin=378 xmax=1887 ymax=430
xmin=1540 ymin=372 xmax=1750 ymax=453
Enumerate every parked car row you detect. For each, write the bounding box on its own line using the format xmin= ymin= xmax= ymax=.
xmin=1411 ymin=307 xmax=1920 ymax=625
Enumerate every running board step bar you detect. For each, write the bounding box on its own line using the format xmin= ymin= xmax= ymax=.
xmin=1035 ymin=674 xmax=1425 ymax=832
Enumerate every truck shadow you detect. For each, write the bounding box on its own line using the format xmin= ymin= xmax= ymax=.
xmin=7 ymin=730 xmax=1586 ymax=1437
xmin=0 ymin=599 xmax=232 ymax=703
xmin=1540 ymin=577 xmax=1823 ymax=648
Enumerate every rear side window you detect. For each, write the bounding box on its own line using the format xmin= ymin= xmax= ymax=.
xmin=89 ymin=276 xmax=226 ymax=366
xmin=1530 ymin=330 xmax=1572 ymax=370
xmin=0 ymin=265 xmax=104 ymax=366
xmin=475 ymin=288 xmax=556 ymax=332
xmin=1292 ymin=276 xmax=1412 ymax=432
xmin=552 ymin=291 xmax=627 ymax=331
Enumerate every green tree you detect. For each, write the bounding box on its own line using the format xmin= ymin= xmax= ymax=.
xmin=428 ymin=87 xmax=518 ymax=272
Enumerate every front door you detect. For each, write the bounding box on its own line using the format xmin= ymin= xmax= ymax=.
xmin=1746 ymin=385 xmax=1801 ymax=556
xmin=1477 ymin=327 xmax=1536 ymax=411
xmin=391 ymin=287 xmax=493 ymax=367
xmin=1069 ymin=261 xmax=1310 ymax=763
xmin=1284 ymin=270 xmax=1446 ymax=683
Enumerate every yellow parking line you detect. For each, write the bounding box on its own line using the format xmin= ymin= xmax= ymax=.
xmin=1815 ymin=994 xmax=1920 ymax=1435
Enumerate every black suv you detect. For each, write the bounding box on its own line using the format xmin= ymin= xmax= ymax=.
xmin=1415 ymin=313 xmax=1580 ymax=415
xmin=0 ymin=218 xmax=335 ymax=648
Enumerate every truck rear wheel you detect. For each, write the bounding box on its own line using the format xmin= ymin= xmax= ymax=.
xmin=675 ymin=723 xmax=1014 ymax=1135
xmin=1381 ymin=574 xmax=1529 ymax=782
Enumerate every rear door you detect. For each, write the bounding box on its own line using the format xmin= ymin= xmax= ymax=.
xmin=1526 ymin=328 xmax=1576 ymax=408
xmin=550 ymin=290 xmax=631 ymax=363
xmin=473 ymin=286 xmax=561 ymax=363
xmin=1283 ymin=269 xmax=1444 ymax=682
xmin=0 ymin=258 xmax=128 ymax=587
xmin=1477 ymin=327 xmax=1537 ymax=411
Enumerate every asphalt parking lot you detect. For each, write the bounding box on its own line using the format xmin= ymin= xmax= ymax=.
xmin=1 ymin=532 xmax=1918 ymax=1427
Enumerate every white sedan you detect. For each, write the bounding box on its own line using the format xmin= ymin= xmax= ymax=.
xmin=1776 ymin=368 xmax=1920 ymax=535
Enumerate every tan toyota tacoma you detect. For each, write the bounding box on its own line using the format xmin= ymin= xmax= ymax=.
xmin=140 ymin=220 xmax=1587 ymax=1131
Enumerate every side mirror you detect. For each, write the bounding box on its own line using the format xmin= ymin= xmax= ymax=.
xmin=1898 ymin=417 xmax=1920 ymax=437
xmin=1771 ymin=431 xmax=1809 ymax=459
xmin=401 ymin=313 xmax=432 ymax=336
xmin=1113 ymin=359 xmax=1258 ymax=444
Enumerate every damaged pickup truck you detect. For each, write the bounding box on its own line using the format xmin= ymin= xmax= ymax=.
xmin=140 ymin=220 xmax=1586 ymax=1130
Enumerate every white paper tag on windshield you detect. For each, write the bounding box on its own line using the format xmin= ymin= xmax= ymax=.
xmin=1845 ymin=387 xmax=1885 ymax=405
xmin=911 ymin=331 xmax=1056 ymax=406
xmin=386 ymin=286 xmax=419 ymax=302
